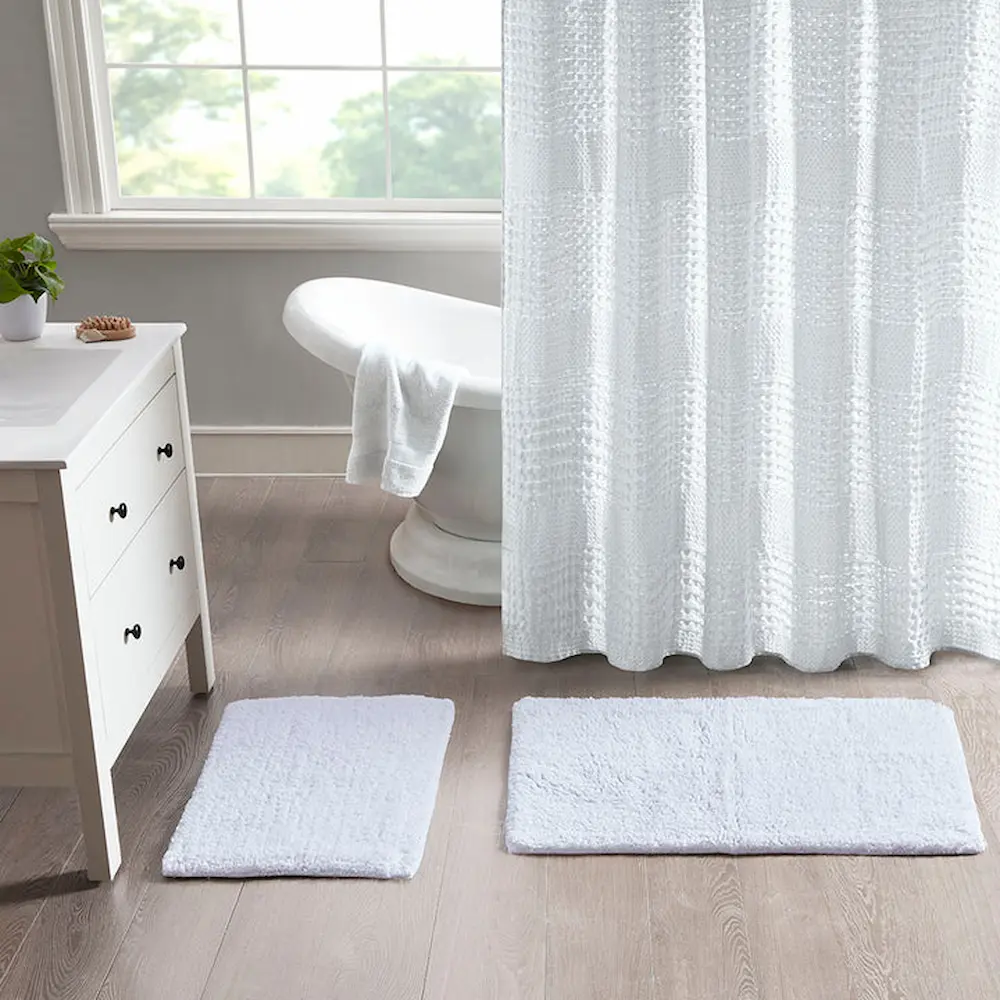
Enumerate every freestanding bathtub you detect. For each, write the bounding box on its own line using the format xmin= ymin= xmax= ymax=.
xmin=282 ymin=278 xmax=502 ymax=605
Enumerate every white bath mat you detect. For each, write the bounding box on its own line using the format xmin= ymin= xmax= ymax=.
xmin=163 ymin=695 xmax=454 ymax=879
xmin=506 ymin=697 xmax=985 ymax=856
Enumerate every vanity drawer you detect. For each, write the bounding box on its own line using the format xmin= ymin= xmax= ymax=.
xmin=90 ymin=475 xmax=198 ymax=754
xmin=78 ymin=378 xmax=185 ymax=593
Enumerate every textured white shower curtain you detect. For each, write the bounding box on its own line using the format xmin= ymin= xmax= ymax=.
xmin=502 ymin=0 xmax=1000 ymax=672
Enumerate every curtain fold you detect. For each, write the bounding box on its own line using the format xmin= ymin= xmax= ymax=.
xmin=502 ymin=0 xmax=1000 ymax=671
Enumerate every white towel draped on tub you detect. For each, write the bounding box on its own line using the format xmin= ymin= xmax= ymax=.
xmin=346 ymin=342 xmax=465 ymax=499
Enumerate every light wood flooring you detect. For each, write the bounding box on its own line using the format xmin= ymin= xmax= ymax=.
xmin=1 ymin=477 xmax=999 ymax=1000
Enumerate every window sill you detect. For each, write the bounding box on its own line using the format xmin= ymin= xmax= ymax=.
xmin=48 ymin=210 xmax=502 ymax=253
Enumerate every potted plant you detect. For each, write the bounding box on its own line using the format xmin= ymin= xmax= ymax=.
xmin=0 ymin=233 xmax=65 ymax=342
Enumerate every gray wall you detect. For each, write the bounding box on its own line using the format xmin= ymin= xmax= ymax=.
xmin=1 ymin=3 xmax=500 ymax=427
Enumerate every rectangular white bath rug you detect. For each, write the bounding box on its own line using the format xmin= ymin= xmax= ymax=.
xmin=163 ymin=695 xmax=454 ymax=879
xmin=506 ymin=697 xmax=985 ymax=856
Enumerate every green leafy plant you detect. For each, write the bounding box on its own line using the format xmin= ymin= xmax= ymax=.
xmin=0 ymin=234 xmax=65 ymax=305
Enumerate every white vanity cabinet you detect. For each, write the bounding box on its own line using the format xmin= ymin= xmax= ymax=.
xmin=0 ymin=324 xmax=213 ymax=880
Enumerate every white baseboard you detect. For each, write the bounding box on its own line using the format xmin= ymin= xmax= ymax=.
xmin=191 ymin=426 xmax=352 ymax=477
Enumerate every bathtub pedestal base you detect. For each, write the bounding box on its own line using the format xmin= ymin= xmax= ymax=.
xmin=390 ymin=505 xmax=501 ymax=607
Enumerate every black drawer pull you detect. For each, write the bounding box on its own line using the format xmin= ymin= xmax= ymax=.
xmin=109 ymin=502 xmax=128 ymax=521
xmin=169 ymin=555 xmax=186 ymax=572
xmin=157 ymin=442 xmax=174 ymax=460
xmin=124 ymin=624 xmax=142 ymax=643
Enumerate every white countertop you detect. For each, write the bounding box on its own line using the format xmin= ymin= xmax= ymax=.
xmin=0 ymin=323 xmax=185 ymax=470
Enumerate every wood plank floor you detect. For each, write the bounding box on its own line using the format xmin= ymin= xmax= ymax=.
xmin=1 ymin=477 xmax=998 ymax=1000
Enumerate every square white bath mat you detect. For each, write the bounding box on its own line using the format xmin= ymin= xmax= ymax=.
xmin=163 ymin=695 xmax=455 ymax=879
xmin=506 ymin=697 xmax=985 ymax=856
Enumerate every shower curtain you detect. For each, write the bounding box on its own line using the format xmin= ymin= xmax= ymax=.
xmin=502 ymin=0 xmax=1000 ymax=672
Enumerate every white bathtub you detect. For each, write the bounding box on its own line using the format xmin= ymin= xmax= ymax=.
xmin=282 ymin=278 xmax=502 ymax=605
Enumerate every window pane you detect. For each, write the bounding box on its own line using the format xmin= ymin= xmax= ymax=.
xmin=384 ymin=0 xmax=501 ymax=67
xmin=242 ymin=0 xmax=382 ymax=67
xmin=109 ymin=68 xmax=249 ymax=197
xmin=388 ymin=71 xmax=500 ymax=198
xmin=101 ymin=0 xmax=241 ymax=65
xmin=251 ymin=70 xmax=385 ymax=198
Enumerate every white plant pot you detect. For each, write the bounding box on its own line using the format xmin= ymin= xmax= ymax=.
xmin=0 ymin=293 xmax=48 ymax=342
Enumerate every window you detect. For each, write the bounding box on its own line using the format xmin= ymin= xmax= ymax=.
xmin=44 ymin=0 xmax=503 ymax=249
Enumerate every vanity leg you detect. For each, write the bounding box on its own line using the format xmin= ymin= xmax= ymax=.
xmin=36 ymin=473 xmax=122 ymax=881
xmin=185 ymin=613 xmax=215 ymax=695
xmin=174 ymin=341 xmax=215 ymax=697
xmin=77 ymin=760 xmax=121 ymax=882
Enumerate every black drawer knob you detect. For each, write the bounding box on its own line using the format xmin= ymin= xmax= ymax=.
xmin=157 ymin=442 xmax=174 ymax=459
xmin=109 ymin=502 xmax=128 ymax=521
xmin=169 ymin=555 xmax=186 ymax=572
xmin=124 ymin=623 xmax=142 ymax=643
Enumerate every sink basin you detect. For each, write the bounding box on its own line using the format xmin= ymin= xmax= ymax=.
xmin=0 ymin=348 xmax=120 ymax=427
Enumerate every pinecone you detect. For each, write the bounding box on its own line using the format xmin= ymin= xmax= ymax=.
xmin=76 ymin=315 xmax=136 ymax=342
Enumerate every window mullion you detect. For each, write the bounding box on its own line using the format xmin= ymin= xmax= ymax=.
xmin=379 ymin=0 xmax=392 ymax=200
xmin=103 ymin=62 xmax=501 ymax=73
xmin=235 ymin=0 xmax=257 ymax=199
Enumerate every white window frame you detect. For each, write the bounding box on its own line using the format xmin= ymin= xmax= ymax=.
xmin=43 ymin=0 xmax=502 ymax=251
